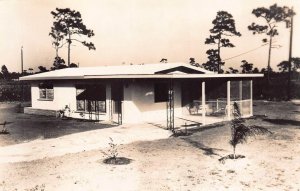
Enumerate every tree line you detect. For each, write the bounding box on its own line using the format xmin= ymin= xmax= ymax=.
xmin=0 ymin=4 xmax=299 ymax=100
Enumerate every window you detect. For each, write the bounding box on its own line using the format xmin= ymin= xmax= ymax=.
xmin=154 ymin=83 xmax=169 ymax=102
xmin=76 ymin=84 xmax=106 ymax=113
xmin=39 ymin=82 xmax=54 ymax=100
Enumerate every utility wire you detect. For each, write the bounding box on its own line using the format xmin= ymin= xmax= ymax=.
xmin=223 ymin=43 xmax=269 ymax=61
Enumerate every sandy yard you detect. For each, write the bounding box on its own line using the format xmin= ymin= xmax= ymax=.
xmin=0 ymin=101 xmax=300 ymax=190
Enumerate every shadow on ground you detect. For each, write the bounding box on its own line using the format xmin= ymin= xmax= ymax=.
xmin=181 ymin=137 xmax=224 ymax=157
xmin=263 ymin=118 xmax=300 ymax=126
xmin=0 ymin=103 xmax=115 ymax=146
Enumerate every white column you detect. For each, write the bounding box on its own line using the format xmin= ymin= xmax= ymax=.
xmin=106 ymin=83 xmax=112 ymax=122
xmin=227 ymin=81 xmax=231 ymax=120
xmin=202 ymin=81 xmax=206 ymax=125
xmin=250 ymin=80 xmax=253 ymax=116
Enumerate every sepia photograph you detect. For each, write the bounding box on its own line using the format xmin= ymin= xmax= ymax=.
xmin=0 ymin=0 xmax=299 ymax=190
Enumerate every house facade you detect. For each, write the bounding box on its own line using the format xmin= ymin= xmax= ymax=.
xmin=20 ymin=63 xmax=263 ymax=128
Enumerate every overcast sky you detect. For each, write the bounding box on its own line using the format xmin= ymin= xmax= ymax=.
xmin=0 ymin=0 xmax=299 ymax=73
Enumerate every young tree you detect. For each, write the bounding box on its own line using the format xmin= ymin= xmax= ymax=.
xmin=230 ymin=102 xmax=270 ymax=159
xmin=240 ymin=60 xmax=253 ymax=73
xmin=204 ymin=11 xmax=241 ymax=73
xmin=50 ymin=8 xmax=96 ymax=66
xmin=248 ymin=4 xmax=294 ymax=82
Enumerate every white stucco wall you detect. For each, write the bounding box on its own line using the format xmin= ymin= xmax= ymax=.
xmin=122 ymin=81 xmax=182 ymax=124
xmin=30 ymin=81 xmax=109 ymax=121
xmin=31 ymin=81 xmax=77 ymax=111
xmin=30 ymin=80 xmax=183 ymax=124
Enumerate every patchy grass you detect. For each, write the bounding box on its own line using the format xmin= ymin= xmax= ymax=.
xmin=0 ymin=100 xmax=300 ymax=190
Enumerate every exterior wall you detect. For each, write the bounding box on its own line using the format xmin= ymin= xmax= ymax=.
xmin=30 ymin=81 xmax=108 ymax=121
xmin=31 ymin=81 xmax=77 ymax=111
xmin=122 ymin=80 xmax=182 ymax=124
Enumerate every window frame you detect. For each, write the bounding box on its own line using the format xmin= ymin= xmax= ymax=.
xmin=75 ymin=84 xmax=107 ymax=113
xmin=38 ymin=82 xmax=54 ymax=101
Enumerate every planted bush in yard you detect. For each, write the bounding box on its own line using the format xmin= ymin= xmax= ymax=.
xmin=103 ymin=137 xmax=132 ymax=165
xmin=219 ymin=102 xmax=271 ymax=163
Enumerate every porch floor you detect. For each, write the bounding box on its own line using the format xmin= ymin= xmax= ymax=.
xmin=149 ymin=114 xmax=227 ymax=130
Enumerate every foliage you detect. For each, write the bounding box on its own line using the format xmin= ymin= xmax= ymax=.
xmin=203 ymin=11 xmax=241 ymax=73
xmin=248 ymin=4 xmax=294 ymax=80
xmin=160 ymin=58 xmax=168 ymax=63
xmin=50 ymin=8 xmax=95 ymax=66
xmin=277 ymin=57 xmax=300 ymax=72
xmin=38 ymin=66 xmax=48 ymax=73
xmin=240 ymin=60 xmax=253 ymax=73
xmin=1 ymin=65 xmax=10 ymax=80
xmin=69 ymin=63 xmax=78 ymax=68
xmin=226 ymin=67 xmax=238 ymax=74
xmin=0 ymin=80 xmax=31 ymax=101
xmin=51 ymin=56 xmax=67 ymax=70
xmin=202 ymin=49 xmax=223 ymax=72
xmin=107 ymin=137 xmax=118 ymax=159
xmin=189 ymin=57 xmax=200 ymax=67
xmin=230 ymin=102 xmax=271 ymax=159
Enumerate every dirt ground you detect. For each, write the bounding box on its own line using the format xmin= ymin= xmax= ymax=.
xmin=0 ymin=101 xmax=300 ymax=190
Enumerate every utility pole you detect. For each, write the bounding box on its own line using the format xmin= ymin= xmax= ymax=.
xmin=21 ymin=46 xmax=23 ymax=75
xmin=21 ymin=46 xmax=24 ymax=104
xmin=287 ymin=7 xmax=294 ymax=100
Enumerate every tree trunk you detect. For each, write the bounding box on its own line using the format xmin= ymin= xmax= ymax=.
xmin=267 ymin=35 xmax=272 ymax=86
xmin=217 ymin=36 xmax=221 ymax=73
xmin=287 ymin=9 xmax=293 ymax=100
xmin=55 ymin=48 xmax=58 ymax=58
xmin=68 ymin=34 xmax=71 ymax=66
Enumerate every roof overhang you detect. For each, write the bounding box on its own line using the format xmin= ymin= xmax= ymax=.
xmin=20 ymin=73 xmax=264 ymax=81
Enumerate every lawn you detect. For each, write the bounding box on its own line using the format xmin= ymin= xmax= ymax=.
xmin=0 ymin=101 xmax=300 ymax=190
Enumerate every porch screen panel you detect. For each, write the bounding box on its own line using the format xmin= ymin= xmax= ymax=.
xmin=76 ymin=84 xmax=106 ymax=113
xmin=205 ymin=79 xmax=227 ymax=116
xmin=230 ymin=81 xmax=240 ymax=101
xmin=241 ymin=80 xmax=251 ymax=116
xmin=242 ymin=80 xmax=251 ymax=100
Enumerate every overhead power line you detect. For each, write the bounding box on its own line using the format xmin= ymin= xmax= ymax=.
xmin=223 ymin=43 xmax=269 ymax=61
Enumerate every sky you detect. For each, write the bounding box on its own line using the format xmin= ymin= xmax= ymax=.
xmin=0 ymin=0 xmax=299 ymax=73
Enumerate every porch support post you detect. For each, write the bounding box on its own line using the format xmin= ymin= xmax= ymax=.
xmin=106 ymin=83 xmax=112 ymax=123
xmin=201 ymin=81 xmax=206 ymax=125
xmin=227 ymin=80 xmax=231 ymax=120
xmin=239 ymin=80 xmax=243 ymax=116
xmin=250 ymin=80 xmax=253 ymax=116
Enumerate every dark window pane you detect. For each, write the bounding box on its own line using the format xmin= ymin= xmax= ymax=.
xmin=154 ymin=83 xmax=168 ymax=102
xmin=39 ymin=89 xmax=46 ymax=99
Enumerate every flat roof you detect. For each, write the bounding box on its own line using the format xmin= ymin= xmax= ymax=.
xmin=20 ymin=63 xmax=263 ymax=81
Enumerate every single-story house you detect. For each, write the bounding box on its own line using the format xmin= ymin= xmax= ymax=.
xmin=20 ymin=63 xmax=263 ymax=129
